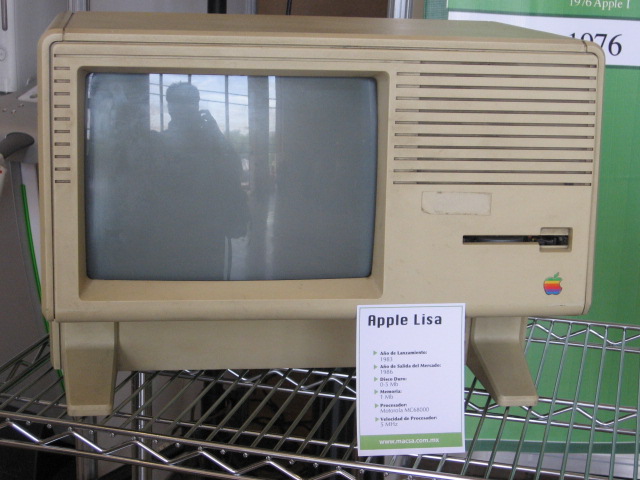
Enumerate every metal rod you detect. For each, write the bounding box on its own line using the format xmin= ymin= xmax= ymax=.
xmin=608 ymin=329 xmax=628 ymax=479
xmin=1 ymin=0 xmax=8 ymax=32
xmin=133 ymin=372 xmax=151 ymax=480
xmin=584 ymin=325 xmax=610 ymax=476
xmin=388 ymin=0 xmax=414 ymax=18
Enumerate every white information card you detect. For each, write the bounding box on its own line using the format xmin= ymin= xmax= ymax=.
xmin=356 ymin=304 xmax=466 ymax=456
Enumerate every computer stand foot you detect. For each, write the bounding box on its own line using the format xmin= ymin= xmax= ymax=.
xmin=467 ymin=316 xmax=538 ymax=407
xmin=59 ymin=322 xmax=117 ymax=417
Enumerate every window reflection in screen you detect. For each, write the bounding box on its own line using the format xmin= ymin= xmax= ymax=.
xmin=85 ymin=73 xmax=377 ymax=281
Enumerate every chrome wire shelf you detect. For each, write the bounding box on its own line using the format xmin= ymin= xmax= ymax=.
xmin=0 ymin=317 xmax=639 ymax=480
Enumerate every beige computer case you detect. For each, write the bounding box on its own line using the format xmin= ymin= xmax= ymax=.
xmin=39 ymin=13 xmax=604 ymax=415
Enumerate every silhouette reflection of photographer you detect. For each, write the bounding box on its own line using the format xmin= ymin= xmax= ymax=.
xmin=161 ymin=82 xmax=249 ymax=280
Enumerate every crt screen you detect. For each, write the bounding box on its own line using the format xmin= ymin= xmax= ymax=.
xmin=84 ymin=73 xmax=378 ymax=281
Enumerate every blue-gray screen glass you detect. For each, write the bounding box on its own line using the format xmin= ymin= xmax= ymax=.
xmin=85 ymin=73 xmax=377 ymax=281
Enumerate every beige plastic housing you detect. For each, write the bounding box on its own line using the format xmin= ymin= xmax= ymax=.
xmin=38 ymin=12 xmax=604 ymax=416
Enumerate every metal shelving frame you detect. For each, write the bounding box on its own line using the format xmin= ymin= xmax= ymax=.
xmin=0 ymin=317 xmax=639 ymax=479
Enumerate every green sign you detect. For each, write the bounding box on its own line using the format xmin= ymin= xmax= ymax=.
xmin=448 ymin=0 xmax=640 ymax=19
xmin=360 ymin=432 xmax=463 ymax=450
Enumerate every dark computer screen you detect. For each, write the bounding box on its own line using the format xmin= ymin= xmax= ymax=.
xmin=84 ymin=73 xmax=378 ymax=281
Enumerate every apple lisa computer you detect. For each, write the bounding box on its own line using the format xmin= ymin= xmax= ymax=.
xmin=38 ymin=12 xmax=603 ymax=416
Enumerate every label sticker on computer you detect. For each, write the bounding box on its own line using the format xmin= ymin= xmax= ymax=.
xmin=356 ymin=304 xmax=466 ymax=456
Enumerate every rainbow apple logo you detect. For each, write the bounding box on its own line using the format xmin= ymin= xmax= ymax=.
xmin=543 ymin=273 xmax=562 ymax=295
